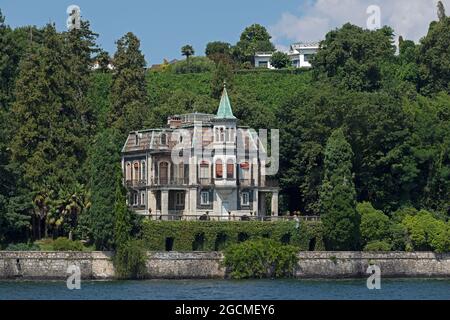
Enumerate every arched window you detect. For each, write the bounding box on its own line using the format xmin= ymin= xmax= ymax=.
xmin=215 ymin=159 xmax=223 ymax=179
xmin=227 ymin=159 xmax=234 ymax=179
xmin=133 ymin=162 xmax=139 ymax=181
xmin=160 ymin=133 xmax=167 ymax=145
xmin=126 ymin=162 xmax=132 ymax=181
xmin=141 ymin=161 xmax=146 ymax=181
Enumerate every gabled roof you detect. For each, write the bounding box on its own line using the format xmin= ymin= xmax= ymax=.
xmin=215 ymin=86 xmax=236 ymax=120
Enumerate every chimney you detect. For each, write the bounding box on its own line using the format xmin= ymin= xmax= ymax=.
xmin=167 ymin=116 xmax=182 ymax=129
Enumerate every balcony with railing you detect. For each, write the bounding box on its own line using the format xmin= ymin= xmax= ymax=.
xmin=151 ymin=177 xmax=189 ymax=187
xmin=214 ymin=177 xmax=236 ymax=188
xmin=125 ymin=180 xmax=147 ymax=188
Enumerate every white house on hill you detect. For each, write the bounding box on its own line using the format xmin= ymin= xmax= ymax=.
xmin=254 ymin=41 xmax=320 ymax=69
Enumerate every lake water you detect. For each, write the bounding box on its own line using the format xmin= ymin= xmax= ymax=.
xmin=0 ymin=279 xmax=448 ymax=300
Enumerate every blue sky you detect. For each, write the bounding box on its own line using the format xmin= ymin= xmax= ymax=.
xmin=0 ymin=0 xmax=306 ymax=65
xmin=1 ymin=0 xmax=448 ymax=65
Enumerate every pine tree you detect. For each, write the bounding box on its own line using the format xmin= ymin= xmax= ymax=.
xmin=64 ymin=20 xmax=99 ymax=140
xmin=87 ymin=129 xmax=122 ymax=250
xmin=108 ymin=32 xmax=147 ymax=136
xmin=319 ymin=128 xmax=360 ymax=250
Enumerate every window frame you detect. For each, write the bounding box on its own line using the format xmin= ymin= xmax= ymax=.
xmin=200 ymin=191 xmax=210 ymax=205
xmin=241 ymin=192 xmax=250 ymax=206
xmin=176 ymin=192 xmax=184 ymax=206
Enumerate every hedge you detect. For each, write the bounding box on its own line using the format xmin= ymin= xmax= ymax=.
xmin=141 ymin=220 xmax=324 ymax=252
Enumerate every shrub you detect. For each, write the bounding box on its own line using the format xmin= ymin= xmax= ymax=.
xmin=363 ymin=240 xmax=392 ymax=252
xmin=223 ymin=239 xmax=299 ymax=279
xmin=389 ymin=223 xmax=408 ymax=251
xmin=171 ymin=57 xmax=215 ymax=74
xmin=402 ymin=210 xmax=450 ymax=253
xmin=34 ymin=238 xmax=55 ymax=251
xmin=52 ymin=237 xmax=84 ymax=251
xmin=5 ymin=243 xmax=40 ymax=251
xmin=358 ymin=202 xmax=390 ymax=245
xmin=114 ymin=240 xmax=147 ymax=279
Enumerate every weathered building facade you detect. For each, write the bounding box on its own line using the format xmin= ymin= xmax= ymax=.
xmin=121 ymin=87 xmax=279 ymax=220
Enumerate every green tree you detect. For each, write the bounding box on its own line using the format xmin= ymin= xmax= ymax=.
xmin=108 ymin=32 xmax=147 ymax=135
xmin=417 ymin=2 xmax=450 ymax=95
xmin=211 ymin=60 xmax=234 ymax=99
xmin=205 ymin=41 xmax=232 ymax=64
xmin=319 ymin=128 xmax=359 ymax=250
xmin=234 ymin=24 xmax=275 ymax=64
xmin=87 ymin=129 xmax=122 ymax=250
xmin=357 ymin=202 xmax=390 ymax=246
xmin=181 ymin=44 xmax=195 ymax=72
xmin=313 ymin=23 xmax=396 ymax=91
xmin=64 ymin=19 xmax=99 ymax=169
xmin=10 ymin=24 xmax=90 ymax=238
xmin=114 ymin=177 xmax=132 ymax=248
xmin=0 ymin=9 xmax=17 ymax=111
xmin=270 ymin=51 xmax=291 ymax=69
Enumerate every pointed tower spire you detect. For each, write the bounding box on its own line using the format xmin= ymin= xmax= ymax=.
xmin=215 ymin=82 xmax=236 ymax=120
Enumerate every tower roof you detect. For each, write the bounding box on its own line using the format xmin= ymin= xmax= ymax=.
xmin=215 ymin=85 xmax=236 ymax=120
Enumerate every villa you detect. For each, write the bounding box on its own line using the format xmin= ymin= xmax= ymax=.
xmin=121 ymin=86 xmax=279 ymax=220
xmin=254 ymin=41 xmax=320 ymax=69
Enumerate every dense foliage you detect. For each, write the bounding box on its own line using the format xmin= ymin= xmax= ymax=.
xmin=224 ymin=239 xmax=299 ymax=279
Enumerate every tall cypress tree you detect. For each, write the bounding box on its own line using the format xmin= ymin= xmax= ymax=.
xmin=87 ymin=129 xmax=121 ymax=250
xmin=108 ymin=32 xmax=147 ymax=136
xmin=319 ymin=128 xmax=360 ymax=250
xmin=113 ymin=177 xmax=132 ymax=248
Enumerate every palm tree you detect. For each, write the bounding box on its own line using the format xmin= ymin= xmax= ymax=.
xmin=181 ymin=45 xmax=195 ymax=72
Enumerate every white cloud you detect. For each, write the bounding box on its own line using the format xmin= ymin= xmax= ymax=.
xmin=270 ymin=0 xmax=450 ymax=47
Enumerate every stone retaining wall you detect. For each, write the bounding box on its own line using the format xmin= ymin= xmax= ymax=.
xmin=0 ymin=251 xmax=448 ymax=280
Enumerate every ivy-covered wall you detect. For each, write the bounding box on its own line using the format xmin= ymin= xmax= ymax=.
xmin=141 ymin=220 xmax=324 ymax=251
